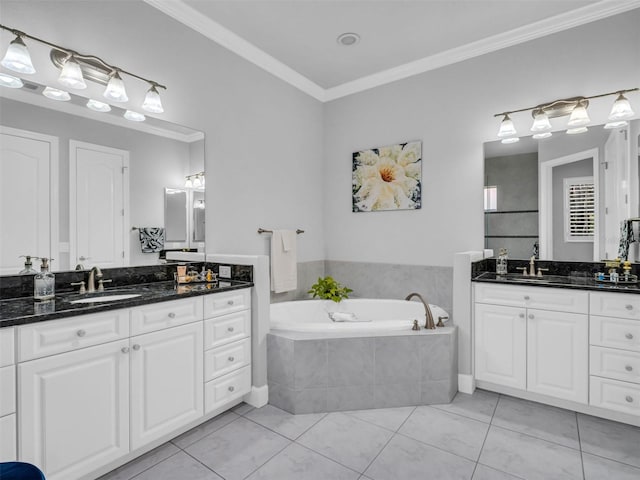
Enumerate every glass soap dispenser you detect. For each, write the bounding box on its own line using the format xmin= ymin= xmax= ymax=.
xmin=496 ymin=248 xmax=508 ymax=275
xmin=19 ymin=255 xmax=38 ymax=274
xmin=34 ymin=257 xmax=55 ymax=301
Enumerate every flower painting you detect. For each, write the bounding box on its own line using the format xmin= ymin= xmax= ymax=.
xmin=352 ymin=141 xmax=422 ymax=212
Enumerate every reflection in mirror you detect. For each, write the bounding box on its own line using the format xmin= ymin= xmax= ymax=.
xmin=164 ymin=188 xmax=188 ymax=243
xmin=192 ymin=191 xmax=205 ymax=243
xmin=0 ymin=86 xmax=204 ymax=273
xmin=484 ymin=120 xmax=639 ymax=262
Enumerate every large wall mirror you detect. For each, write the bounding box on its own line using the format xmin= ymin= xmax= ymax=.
xmin=484 ymin=120 xmax=640 ymax=262
xmin=0 ymin=82 xmax=205 ymax=274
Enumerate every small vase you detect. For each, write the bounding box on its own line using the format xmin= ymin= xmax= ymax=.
xmin=323 ymin=300 xmax=342 ymax=314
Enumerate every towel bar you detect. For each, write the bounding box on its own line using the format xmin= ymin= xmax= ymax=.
xmin=258 ymin=228 xmax=304 ymax=234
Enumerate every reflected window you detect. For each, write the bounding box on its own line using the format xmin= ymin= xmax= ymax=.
xmin=564 ymin=176 xmax=595 ymax=242
xmin=484 ymin=186 xmax=497 ymax=211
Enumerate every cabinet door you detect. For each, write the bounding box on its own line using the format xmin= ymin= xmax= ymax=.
xmin=130 ymin=322 xmax=203 ymax=450
xmin=474 ymin=303 xmax=526 ymax=389
xmin=19 ymin=339 xmax=130 ymax=480
xmin=527 ymin=309 xmax=588 ymax=403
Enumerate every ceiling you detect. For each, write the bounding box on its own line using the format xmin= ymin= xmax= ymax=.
xmin=145 ymin=0 xmax=640 ymax=102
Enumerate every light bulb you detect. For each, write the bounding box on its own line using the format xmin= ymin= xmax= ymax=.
xmin=86 ymin=99 xmax=111 ymax=112
xmin=533 ymin=132 xmax=552 ymax=139
xmin=567 ymin=126 xmax=588 ymax=135
xmin=42 ymin=86 xmax=70 ymax=101
xmin=58 ymin=56 xmax=87 ymax=89
xmin=0 ymin=72 xmax=23 ymax=88
xmin=185 ymin=177 xmax=193 ymax=188
xmin=103 ymin=71 xmax=128 ymax=102
xmin=124 ymin=110 xmax=145 ymax=122
xmin=568 ymin=103 xmax=590 ymax=127
xmin=604 ymin=120 xmax=628 ymax=129
xmin=497 ymin=114 xmax=517 ymax=138
xmin=608 ymin=93 xmax=634 ymax=121
xmin=193 ymin=175 xmax=202 ymax=188
xmin=501 ymin=137 xmax=520 ymax=144
xmin=530 ymin=112 xmax=551 ymax=132
xmin=1 ymin=35 xmax=36 ymax=74
xmin=142 ymin=85 xmax=164 ymax=113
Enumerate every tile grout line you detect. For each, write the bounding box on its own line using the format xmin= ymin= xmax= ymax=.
xmin=487 ymin=423 xmax=583 ymax=453
xmin=471 ymin=402 xmax=496 ymax=480
xmin=342 ymin=406 xmax=416 ymax=434
xmin=124 ymin=448 xmax=184 ymax=480
xmin=575 ymin=412 xmax=586 ymax=480
xmin=293 ymin=441 xmax=363 ymax=476
xmin=179 ymin=447 xmax=230 ymax=480
xmin=394 ymin=430 xmax=484 ymax=465
xmin=237 ymin=438 xmax=293 ymax=480
xmin=171 ymin=412 xmax=242 ymax=450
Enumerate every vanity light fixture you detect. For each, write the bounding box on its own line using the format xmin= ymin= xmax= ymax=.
xmin=184 ymin=172 xmax=205 ymax=188
xmin=0 ymin=72 xmax=23 ymax=88
xmin=42 ymin=86 xmax=70 ymax=101
xmin=494 ymin=87 xmax=638 ymax=142
xmin=0 ymin=23 xmax=167 ymax=113
xmin=86 ymin=99 xmax=111 ymax=112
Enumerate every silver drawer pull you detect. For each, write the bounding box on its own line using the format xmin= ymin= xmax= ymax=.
xmin=626 ymin=304 xmax=633 ymax=310
xmin=121 ymin=347 xmax=130 ymax=354
xmin=625 ymin=365 xmax=633 ymax=372
xmin=228 ymin=386 xmax=235 ymax=392
xmin=168 ymin=312 xmax=176 ymax=318
xmin=528 ymin=314 xmax=534 ymax=320
xmin=626 ymin=395 xmax=634 ymax=403
xmin=626 ymin=333 xmax=634 ymax=340
xmin=228 ymin=327 xmax=235 ymax=332
xmin=132 ymin=344 xmax=141 ymax=351
xmin=518 ymin=313 xmax=525 ymax=318
xmin=228 ymin=356 xmax=235 ymax=362
xmin=524 ymin=295 xmax=530 ymax=300
xmin=76 ymin=329 xmax=86 ymax=337
xmin=227 ymin=300 xmax=234 ymax=305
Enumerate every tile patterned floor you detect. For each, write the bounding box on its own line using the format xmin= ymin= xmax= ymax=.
xmin=99 ymin=390 xmax=640 ymax=480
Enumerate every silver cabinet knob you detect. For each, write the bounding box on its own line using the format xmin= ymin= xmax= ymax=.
xmin=132 ymin=344 xmax=141 ymax=351
xmin=626 ymin=304 xmax=633 ymax=310
xmin=228 ymin=386 xmax=235 ymax=392
xmin=625 ymin=365 xmax=633 ymax=372
xmin=168 ymin=312 xmax=176 ymax=318
xmin=77 ymin=329 xmax=86 ymax=337
xmin=626 ymin=395 xmax=634 ymax=403
xmin=626 ymin=333 xmax=634 ymax=340
xmin=121 ymin=347 xmax=130 ymax=354
xmin=228 ymin=326 xmax=235 ymax=332
xmin=524 ymin=295 xmax=530 ymax=300
xmin=528 ymin=314 xmax=534 ymax=319
xmin=227 ymin=300 xmax=234 ymax=305
xmin=518 ymin=313 xmax=525 ymax=318
xmin=228 ymin=356 xmax=235 ymax=362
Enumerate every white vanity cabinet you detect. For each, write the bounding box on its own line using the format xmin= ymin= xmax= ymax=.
xmin=474 ymin=283 xmax=589 ymax=404
xmin=0 ymin=327 xmax=16 ymax=461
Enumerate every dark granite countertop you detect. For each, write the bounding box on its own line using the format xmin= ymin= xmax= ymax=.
xmin=473 ymin=271 xmax=640 ymax=294
xmin=0 ymin=280 xmax=253 ymax=328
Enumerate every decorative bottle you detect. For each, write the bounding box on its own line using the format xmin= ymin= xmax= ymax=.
xmin=496 ymin=248 xmax=508 ymax=275
xmin=34 ymin=257 xmax=55 ymax=301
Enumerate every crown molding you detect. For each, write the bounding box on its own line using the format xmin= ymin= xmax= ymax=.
xmin=145 ymin=0 xmax=640 ymax=104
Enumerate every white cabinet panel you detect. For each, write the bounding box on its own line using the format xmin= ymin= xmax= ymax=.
xmin=527 ymin=309 xmax=588 ymax=403
xmin=204 ymin=337 xmax=251 ymax=382
xmin=591 ymin=346 xmax=640 ymax=385
xmin=204 ymin=310 xmax=251 ymax=349
xmin=19 ymin=339 xmax=130 ymax=480
xmin=590 ymin=376 xmax=640 ymax=415
xmin=590 ymin=292 xmax=640 ymax=320
xmin=130 ymin=297 xmax=203 ymax=336
xmin=474 ymin=283 xmax=588 ymax=313
xmin=0 ymin=327 xmax=14 ymax=367
xmin=203 ymin=288 xmax=251 ymax=318
xmin=474 ymin=303 xmax=526 ymax=389
xmin=130 ymin=322 xmax=203 ymax=450
xmin=205 ymin=366 xmax=251 ymax=414
xmin=0 ymin=414 xmax=16 ymax=461
xmin=0 ymin=365 xmax=15 ymax=417
xmin=18 ymin=310 xmax=129 ymax=361
xmin=590 ymin=315 xmax=640 ymax=352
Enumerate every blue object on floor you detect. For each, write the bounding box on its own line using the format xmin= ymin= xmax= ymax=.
xmin=0 ymin=462 xmax=46 ymax=479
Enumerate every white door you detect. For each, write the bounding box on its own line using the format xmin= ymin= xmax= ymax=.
xmin=70 ymin=140 xmax=129 ymax=268
xmin=0 ymin=127 xmax=58 ymax=274
xmin=527 ymin=309 xmax=588 ymax=403
xmin=130 ymin=322 xmax=203 ymax=450
xmin=19 ymin=340 xmax=130 ymax=480
xmin=603 ymin=128 xmax=630 ymax=259
xmin=474 ymin=303 xmax=527 ymax=389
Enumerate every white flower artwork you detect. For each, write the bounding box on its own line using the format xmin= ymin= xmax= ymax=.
xmin=352 ymin=141 xmax=422 ymax=212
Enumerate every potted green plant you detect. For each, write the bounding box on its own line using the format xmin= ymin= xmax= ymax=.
xmin=308 ymin=276 xmax=353 ymax=313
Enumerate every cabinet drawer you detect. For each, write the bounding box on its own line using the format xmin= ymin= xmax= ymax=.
xmin=205 ymin=365 xmax=251 ymax=414
xmin=590 ymin=376 xmax=640 ymax=416
xmin=591 ymin=346 xmax=640 ymax=385
xmin=18 ymin=310 xmax=129 ymax=362
xmin=590 ymin=315 xmax=640 ymax=352
xmin=0 ymin=413 xmax=16 ymax=461
xmin=130 ymin=297 xmax=203 ymax=335
xmin=0 ymin=366 xmax=15 ymax=417
xmin=474 ymin=283 xmax=588 ymax=313
xmin=204 ymin=338 xmax=251 ymax=382
xmin=0 ymin=327 xmax=14 ymax=367
xmin=591 ymin=292 xmax=640 ymax=320
xmin=204 ymin=310 xmax=251 ymax=349
xmin=203 ymin=288 xmax=250 ymax=318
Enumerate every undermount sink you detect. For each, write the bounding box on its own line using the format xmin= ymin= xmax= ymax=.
xmin=70 ymin=294 xmax=141 ymax=304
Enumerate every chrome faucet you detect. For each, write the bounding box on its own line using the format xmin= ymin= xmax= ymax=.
xmin=405 ymin=292 xmax=436 ymax=330
xmin=529 ymin=256 xmax=536 ymax=277
xmin=87 ymin=266 xmax=103 ymax=293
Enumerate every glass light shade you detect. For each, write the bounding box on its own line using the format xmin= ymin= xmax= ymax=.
xmin=497 ymin=114 xmax=517 ymax=138
xmin=608 ymin=94 xmax=634 ymax=121
xmin=124 ymin=110 xmax=145 ymax=122
xmin=567 ymin=126 xmax=588 ymax=135
xmin=1 ymin=36 xmax=36 ymax=74
xmin=58 ymin=57 xmax=87 ymax=89
xmin=604 ymin=120 xmax=628 ymax=129
xmin=533 ymin=132 xmax=552 ymax=139
xmin=192 ymin=175 xmax=202 ymax=188
xmin=0 ymin=72 xmax=23 ymax=88
xmin=530 ymin=112 xmax=551 ymax=132
xmin=86 ymin=99 xmax=111 ymax=112
xmin=103 ymin=72 xmax=128 ymax=102
xmin=42 ymin=86 xmax=70 ymax=101
xmin=567 ymin=104 xmax=590 ymax=127
xmin=185 ymin=177 xmax=193 ymax=188
xmin=142 ymin=85 xmax=164 ymax=113
xmin=501 ymin=137 xmax=520 ymax=144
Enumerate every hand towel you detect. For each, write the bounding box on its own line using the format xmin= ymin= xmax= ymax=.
xmin=270 ymin=230 xmax=297 ymax=293
xmin=139 ymin=227 xmax=165 ymax=253
xmin=618 ymin=220 xmax=636 ymax=260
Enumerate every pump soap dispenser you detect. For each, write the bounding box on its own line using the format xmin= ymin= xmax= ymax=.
xmin=19 ymin=255 xmax=38 ymax=275
xmin=34 ymin=258 xmax=55 ymax=301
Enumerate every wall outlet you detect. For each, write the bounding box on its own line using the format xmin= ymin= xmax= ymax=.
xmin=219 ymin=265 xmax=232 ymax=278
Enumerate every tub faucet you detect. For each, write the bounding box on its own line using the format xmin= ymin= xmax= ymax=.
xmin=405 ymin=293 xmax=436 ymax=330
xmin=87 ymin=266 xmax=103 ymax=293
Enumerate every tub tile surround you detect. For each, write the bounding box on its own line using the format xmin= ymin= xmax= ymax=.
xmin=270 ymin=260 xmax=325 ymax=304
xmin=267 ymin=329 xmax=457 ymax=414
xmin=99 ymin=391 xmax=640 ymax=480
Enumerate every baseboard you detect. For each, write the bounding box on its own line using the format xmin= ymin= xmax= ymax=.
xmin=244 ymin=384 xmax=268 ymax=408
xmin=458 ymin=374 xmax=476 ymax=394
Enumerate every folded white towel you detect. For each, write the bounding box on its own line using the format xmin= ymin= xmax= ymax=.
xmin=329 ymin=312 xmax=370 ymax=322
xmin=270 ymin=230 xmax=297 ymax=293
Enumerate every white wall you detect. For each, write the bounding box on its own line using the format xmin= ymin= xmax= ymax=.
xmin=324 ymin=10 xmax=640 ymax=267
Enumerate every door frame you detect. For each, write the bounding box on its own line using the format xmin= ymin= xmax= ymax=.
xmin=69 ymin=140 xmax=130 ymax=268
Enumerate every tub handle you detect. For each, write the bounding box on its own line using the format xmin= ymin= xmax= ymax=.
xmin=436 ymin=316 xmax=448 ymax=327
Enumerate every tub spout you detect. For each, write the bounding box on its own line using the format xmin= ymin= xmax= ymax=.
xmin=405 ymin=293 xmax=436 ymax=329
